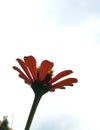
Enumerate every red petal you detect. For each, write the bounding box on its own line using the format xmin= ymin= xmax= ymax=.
xmin=50 ymin=87 xmax=65 ymax=92
xmin=49 ymin=70 xmax=73 ymax=84
xmin=50 ymin=88 xmax=55 ymax=92
xmin=24 ymin=56 xmax=37 ymax=80
xmin=16 ymin=58 xmax=33 ymax=81
xmin=13 ymin=66 xmax=31 ymax=84
xmin=51 ymin=78 xmax=78 ymax=88
xmin=39 ymin=60 xmax=54 ymax=81
xmin=19 ymin=74 xmax=31 ymax=85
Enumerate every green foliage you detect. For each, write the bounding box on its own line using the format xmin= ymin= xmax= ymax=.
xmin=0 ymin=116 xmax=9 ymax=130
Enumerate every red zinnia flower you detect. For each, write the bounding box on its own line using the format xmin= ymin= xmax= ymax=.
xmin=13 ymin=55 xmax=78 ymax=94
xmin=13 ymin=55 xmax=78 ymax=130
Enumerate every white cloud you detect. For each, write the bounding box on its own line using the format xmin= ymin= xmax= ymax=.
xmin=31 ymin=114 xmax=83 ymax=130
xmin=44 ymin=0 xmax=100 ymax=25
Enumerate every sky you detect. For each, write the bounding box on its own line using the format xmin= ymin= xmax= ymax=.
xmin=0 ymin=0 xmax=100 ymax=130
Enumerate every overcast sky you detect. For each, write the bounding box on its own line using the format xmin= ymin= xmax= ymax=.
xmin=0 ymin=0 xmax=100 ymax=130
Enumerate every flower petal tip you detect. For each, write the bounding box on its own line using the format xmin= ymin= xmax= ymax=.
xmin=12 ymin=66 xmax=15 ymax=69
xmin=74 ymin=78 xmax=78 ymax=83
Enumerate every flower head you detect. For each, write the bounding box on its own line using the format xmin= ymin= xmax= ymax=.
xmin=13 ymin=56 xmax=78 ymax=95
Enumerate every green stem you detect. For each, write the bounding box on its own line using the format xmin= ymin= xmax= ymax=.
xmin=24 ymin=93 xmax=42 ymax=130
